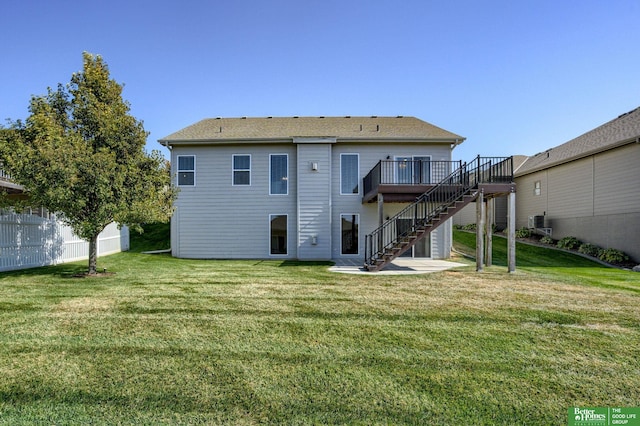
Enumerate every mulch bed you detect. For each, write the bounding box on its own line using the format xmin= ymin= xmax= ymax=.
xmin=514 ymin=233 xmax=637 ymax=270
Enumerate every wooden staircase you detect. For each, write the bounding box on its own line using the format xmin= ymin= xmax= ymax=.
xmin=364 ymin=157 xmax=513 ymax=271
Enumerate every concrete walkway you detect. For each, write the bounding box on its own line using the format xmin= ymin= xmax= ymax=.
xmin=329 ymin=258 xmax=467 ymax=275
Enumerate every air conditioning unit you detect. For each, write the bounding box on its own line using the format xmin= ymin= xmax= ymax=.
xmin=528 ymin=215 xmax=545 ymax=228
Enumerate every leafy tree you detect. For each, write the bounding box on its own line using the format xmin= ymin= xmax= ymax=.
xmin=0 ymin=52 xmax=175 ymax=274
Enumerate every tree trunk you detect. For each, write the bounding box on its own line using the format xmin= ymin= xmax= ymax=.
xmin=88 ymin=234 xmax=99 ymax=275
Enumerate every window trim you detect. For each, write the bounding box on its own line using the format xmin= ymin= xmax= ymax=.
xmin=269 ymin=213 xmax=288 ymax=256
xmin=269 ymin=154 xmax=289 ymax=195
xmin=340 ymin=213 xmax=359 ymax=255
xmin=340 ymin=153 xmax=360 ymax=195
xmin=232 ymin=154 xmax=251 ymax=186
xmin=176 ymin=155 xmax=195 ymax=187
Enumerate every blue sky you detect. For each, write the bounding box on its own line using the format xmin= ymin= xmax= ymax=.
xmin=2 ymin=0 xmax=639 ymax=161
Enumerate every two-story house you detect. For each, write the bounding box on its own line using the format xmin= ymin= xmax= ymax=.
xmin=159 ymin=116 xmax=470 ymax=263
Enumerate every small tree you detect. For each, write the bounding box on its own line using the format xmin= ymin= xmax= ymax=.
xmin=0 ymin=53 xmax=176 ymax=274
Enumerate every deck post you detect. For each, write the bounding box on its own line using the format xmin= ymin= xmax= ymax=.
xmin=377 ymin=193 xmax=384 ymax=255
xmin=476 ymin=191 xmax=485 ymax=272
xmin=485 ymin=197 xmax=494 ymax=267
xmin=507 ymin=190 xmax=516 ymax=273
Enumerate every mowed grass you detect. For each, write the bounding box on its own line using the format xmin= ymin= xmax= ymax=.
xmin=0 ymin=229 xmax=638 ymax=424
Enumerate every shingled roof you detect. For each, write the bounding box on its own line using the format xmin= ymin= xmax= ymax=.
xmin=516 ymin=107 xmax=640 ymax=176
xmin=158 ymin=116 xmax=465 ymax=145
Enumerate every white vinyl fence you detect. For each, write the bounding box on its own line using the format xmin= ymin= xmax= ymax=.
xmin=0 ymin=213 xmax=129 ymax=272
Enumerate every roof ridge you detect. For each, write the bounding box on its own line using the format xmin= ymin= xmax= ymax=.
xmin=159 ymin=116 xmax=465 ymax=144
xmin=515 ymin=106 xmax=640 ymax=176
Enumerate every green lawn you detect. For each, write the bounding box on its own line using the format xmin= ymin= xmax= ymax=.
xmin=0 ymin=229 xmax=638 ymax=425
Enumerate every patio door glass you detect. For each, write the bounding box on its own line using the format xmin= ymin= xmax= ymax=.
xmin=395 ymin=156 xmax=431 ymax=184
xmin=414 ymin=235 xmax=431 ymax=258
xmin=413 ymin=156 xmax=431 ymax=184
xmin=395 ymin=157 xmax=412 ymax=184
xmin=395 ymin=218 xmax=431 ymax=258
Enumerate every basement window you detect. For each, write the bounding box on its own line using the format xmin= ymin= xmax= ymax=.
xmin=270 ymin=214 xmax=288 ymax=255
xmin=341 ymin=214 xmax=359 ymax=255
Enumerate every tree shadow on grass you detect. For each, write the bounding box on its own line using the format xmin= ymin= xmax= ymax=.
xmin=247 ymin=260 xmax=334 ymax=268
xmin=0 ymin=263 xmax=89 ymax=280
xmin=278 ymin=260 xmax=334 ymax=267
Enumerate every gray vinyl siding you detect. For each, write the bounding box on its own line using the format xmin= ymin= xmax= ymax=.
xmin=331 ymin=143 xmax=453 ymax=259
xmin=171 ymin=144 xmax=297 ymax=259
xmin=452 ymin=203 xmax=476 ymax=227
xmin=434 ymin=220 xmax=451 ymax=258
xmin=453 ymin=196 xmax=508 ymax=231
xmin=297 ymin=144 xmax=332 ymax=260
xmin=171 ymin=141 xmax=456 ymax=261
xmin=515 ymin=143 xmax=640 ymax=262
xmin=594 ymin=143 xmax=640 ymax=215
xmin=516 ymin=145 xmax=638 ymax=222
xmin=515 ymin=172 xmax=548 ymax=229
xmin=547 ymin=157 xmax=593 ymax=218
xmin=493 ymin=196 xmax=508 ymax=230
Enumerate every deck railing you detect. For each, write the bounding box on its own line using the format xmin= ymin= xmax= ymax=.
xmin=362 ymin=160 xmax=463 ymax=196
xmin=364 ymin=156 xmax=513 ymax=268
xmin=468 ymin=156 xmax=514 ymax=184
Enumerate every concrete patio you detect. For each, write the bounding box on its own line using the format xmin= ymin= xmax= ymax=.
xmin=329 ymin=258 xmax=467 ymax=275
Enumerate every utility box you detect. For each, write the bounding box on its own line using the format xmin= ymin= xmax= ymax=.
xmin=528 ymin=215 xmax=545 ymax=228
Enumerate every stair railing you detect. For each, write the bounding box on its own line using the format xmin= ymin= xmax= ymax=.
xmin=364 ymin=156 xmax=513 ymax=268
xmin=364 ymin=163 xmax=469 ymax=266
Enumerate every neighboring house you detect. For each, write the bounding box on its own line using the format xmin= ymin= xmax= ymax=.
xmin=515 ymin=106 xmax=640 ymax=262
xmin=159 ymin=116 xmax=473 ymax=263
xmin=0 ymin=167 xmax=130 ymax=272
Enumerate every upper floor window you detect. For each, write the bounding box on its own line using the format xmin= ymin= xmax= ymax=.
xmin=232 ymin=154 xmax=251 ymax=186
xmin=270 ymin=154 xmax=288 ymax=195
xmin=177 ymin=155 xmax=195 ymax=186
xmin=340 ymin=153 xmax=359 ymax=195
